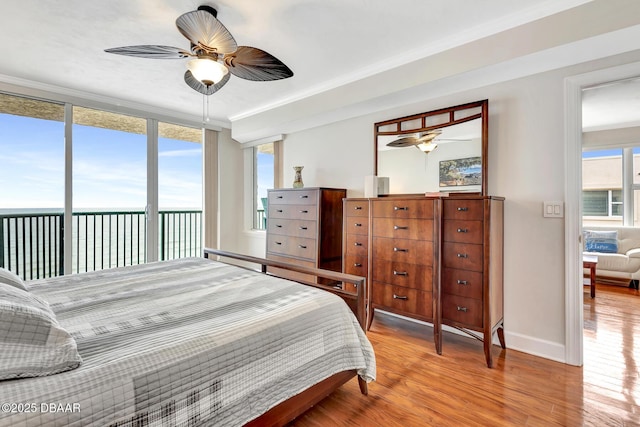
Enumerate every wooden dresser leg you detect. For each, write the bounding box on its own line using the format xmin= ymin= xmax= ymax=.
xmin=366 ymin=308 xmax=375 ymax=331
xmin=358 ymin=376 xmax=368 ymax=395
xmin=497 ymin=326 xmax=506 ymax=349
xmin=484 ymin=329 xmax=493 ymax=368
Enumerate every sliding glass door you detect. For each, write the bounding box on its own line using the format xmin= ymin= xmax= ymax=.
xmin=158 ymin=122 xmax=202 ymax=260
xmin=72 ymin=107 xmax=147 ymax=273
xmin=0 ymin=94 xmax=65 ymax=279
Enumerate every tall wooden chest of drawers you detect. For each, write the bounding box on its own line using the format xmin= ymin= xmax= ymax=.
xmin=342 ymin=194 xmax=504 ymax=367
xmin=266 ymin=187 xmax=346 ymax=283
xmin=441 ymin=196 xmax=504 ymax=367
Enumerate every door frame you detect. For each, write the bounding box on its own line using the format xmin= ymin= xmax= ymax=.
xmin=564 ymin=61 xmax=640 ymax=366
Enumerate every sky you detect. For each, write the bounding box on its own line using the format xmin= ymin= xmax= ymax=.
xmin=0 ymin=113 xmax=203 ymax=211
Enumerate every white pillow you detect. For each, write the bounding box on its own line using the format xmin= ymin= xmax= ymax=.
xmin=0 ymin=268 xmax=27 ymax=291
xmin=0 ymin=283 xmax=82 ymax=380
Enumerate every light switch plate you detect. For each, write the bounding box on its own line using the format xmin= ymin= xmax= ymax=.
xmin=543 ymin=201 xmax=564 ymax=218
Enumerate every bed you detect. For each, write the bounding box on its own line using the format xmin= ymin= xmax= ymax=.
xmin=0 ymin=249 xmax=375 ymax=427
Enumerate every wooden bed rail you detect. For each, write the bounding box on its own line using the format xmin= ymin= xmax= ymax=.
xmin=203 ymin=248 xmax=368 ymax=331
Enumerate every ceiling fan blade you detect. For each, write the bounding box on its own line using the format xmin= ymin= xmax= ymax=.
xmin=184 ymin=70 xmax=230 ymax=95
xmin=417 ymin=130 xmax=442 ymax=142
xmin=176 ymin=10 xmax=237 ymax=54
xmin=104 ymin=45 xmax=191 ymax=59
xmin=387 ymin=137 xmax=419 ymax=147
xmin=225 ymin=46 xmax=293 ymax=81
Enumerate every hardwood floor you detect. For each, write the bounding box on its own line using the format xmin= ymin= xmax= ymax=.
xmin=293 ymin=284 xmax=640 ymax=426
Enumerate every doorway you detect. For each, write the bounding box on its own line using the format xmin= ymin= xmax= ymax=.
xmin=565 ymin=62 xmax=640 ymax=366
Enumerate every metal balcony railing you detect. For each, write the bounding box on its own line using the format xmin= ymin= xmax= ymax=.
xmin=0 ymin=210 xmax=203 ymax=280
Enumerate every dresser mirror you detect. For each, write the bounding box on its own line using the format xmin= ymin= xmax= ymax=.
xmin=374 ymin=99 xmax=488 ymax=195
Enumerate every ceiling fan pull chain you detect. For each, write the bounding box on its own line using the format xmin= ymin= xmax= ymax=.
xmin=202 ymin=93 xmax=211 ymax=124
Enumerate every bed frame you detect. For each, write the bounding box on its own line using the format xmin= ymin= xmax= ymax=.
xmin=203 ymin=248 xmax=369 ymax=426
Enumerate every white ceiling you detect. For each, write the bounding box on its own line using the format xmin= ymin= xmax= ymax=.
xmin=0 ymin=0 xmax=600 ymax=134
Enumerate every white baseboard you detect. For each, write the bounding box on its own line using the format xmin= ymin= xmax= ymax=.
xmin=376 ymin=310 xmax=567 ymax=364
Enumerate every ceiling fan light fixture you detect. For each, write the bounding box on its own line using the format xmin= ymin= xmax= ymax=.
xmin=416 ymin=142 xmax=438 ymax=153
xmin=187 ymin=57 xmax=228 ymax=86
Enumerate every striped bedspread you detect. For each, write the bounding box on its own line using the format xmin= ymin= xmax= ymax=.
xmin=0 ymin=257 xmax=376 ymax=427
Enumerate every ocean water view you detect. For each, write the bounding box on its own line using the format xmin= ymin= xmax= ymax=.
xmin=0 ymin=208 xmax=202 ymax=280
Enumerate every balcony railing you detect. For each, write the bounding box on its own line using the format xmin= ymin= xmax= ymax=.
xmin=0 ymin=210 xmax=202 ymax=281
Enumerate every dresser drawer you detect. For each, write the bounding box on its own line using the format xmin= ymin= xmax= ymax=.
xmin=443 ymin=242 xmax=483 ymax=272
xmin=372 ymin=259 xmax=432 ymax=292
xmin=345 ymin=233 xmax=368 ymax=257
xmin=267 ymin=254 xmax=316 ymax=284
xmin=267 ymin=235 xmax=317 ymax=260
xmin=344 ymin=200 xmax=369 ymax=217
xmin=372 ymin=199 xmax=434 ymax=219
xmin=344 ymin=255 xmax=368 ymax=275
xmin=344 ymin=216 xmax=369 ymax=236
xmin=269 ymin=189 xmax=318 ymax=205
xmin=443 ymin=220 xmax=482 ymax=244
xmin=442 ymin=268 xmax=483 ymax=299
xmin=443 ymin=199 xmax=484 ymax=220
xmin=372 ymin=237 xmax=433 ymax=265
xmin=373 ymin=218 xmax=433 ymax=241
xmin=268 ymin=219 xmax=317 ymax=238
xmin=269 ymin=204 xmax=318 ymax=221
xmin=372 ymin=282 xmax=432 ymax=319
xmin=442 ymin=294 xmax=483 ymax=328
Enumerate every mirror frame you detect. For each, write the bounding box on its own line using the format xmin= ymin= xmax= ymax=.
xmin=374 ymin=99 xmax=488 ymax=196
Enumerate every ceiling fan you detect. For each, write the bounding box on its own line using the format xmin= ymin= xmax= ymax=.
xmin=105 ymin=5 xmax=294 ymax=95
xmin=386 ymin=130 xmax=442 ymax=153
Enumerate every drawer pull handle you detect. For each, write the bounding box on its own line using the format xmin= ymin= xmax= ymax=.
xmin=393 ymin=270 xmax=408 ymax=276
xmin=276 ymin=195 xmax=283 ymax=199
xmin=299 ymin=226 xmax=308 ymax=230
xmin=354 ymin=242 xmax=363 ymax=247
xmin=300 ymin=210 xmax=309 ymax=213
xmin=457 ymin=280 xmax=468 ymax=285
xmin=393 ymin=294 xmax=408 ymax=300
xmin=276 ymin=209 xmax=283 ymax=213
xmin=457 ymin=253 xmax=468 ymax=258
xmin=354 ymin=263 xmax=362 ymax=267
xmin=457 ymin=207 xmax=469 ymax=211
xmin=457 ymin=306 xmax=468 ymax=312
xmin=355 ymin=223 xmax=362 ymax=227
xmin=298 ymin=245 xmax=307 ymax=249
xmin=275 ymin=241 xmax=282 ymax=245
xmin=275 ymin=224 xmax=283 ymax=228
xmin=355 ymin=206 xmax=363 ymax=210
xmin=299 ymin=195 xmax=309 ymax=199
xmin=394 ymin=206 xmax=409 ymax=211
xmin=394 ymin=225 xmax=408 ymax=230
xmin=457 ymin=228 xmax=468 ymax=233
xmin=394 ymin=248 xmax=408 ymax=253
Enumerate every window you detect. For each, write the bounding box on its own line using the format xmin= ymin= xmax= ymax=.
xmin=72 ymin=106 xmax=148 ymax=273
xmin=582 ymin=147 xmax=640 ymax=226
xmin=253 ymin=142 xmax=275 ymax=230
xmin=0 ymin=93 xmax=65 ymax=279
xmin=158 ymin=122 xmax=203 ymax=259
xmin=582 ymin=190 xmax=622 ymax=216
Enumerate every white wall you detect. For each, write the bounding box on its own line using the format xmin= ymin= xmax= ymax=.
xmin=228 ymin=49 xmax=640 ymax=362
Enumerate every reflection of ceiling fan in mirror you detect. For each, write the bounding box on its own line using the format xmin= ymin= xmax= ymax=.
xmin=386 ymin=129 xmax=470 ymax=153
xmin=104 ymin=5 xmax=293 ymax=95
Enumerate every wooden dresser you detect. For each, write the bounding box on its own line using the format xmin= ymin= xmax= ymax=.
xmin=266 ymin=187 xmax=346 ymax=283
xmin=441 ymin=196 xmax=505 ymax=367
xmin=342 ymin=199 xmax=370 ymax=294
xmin=342 ymin=194 xmax=504 ymax=367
